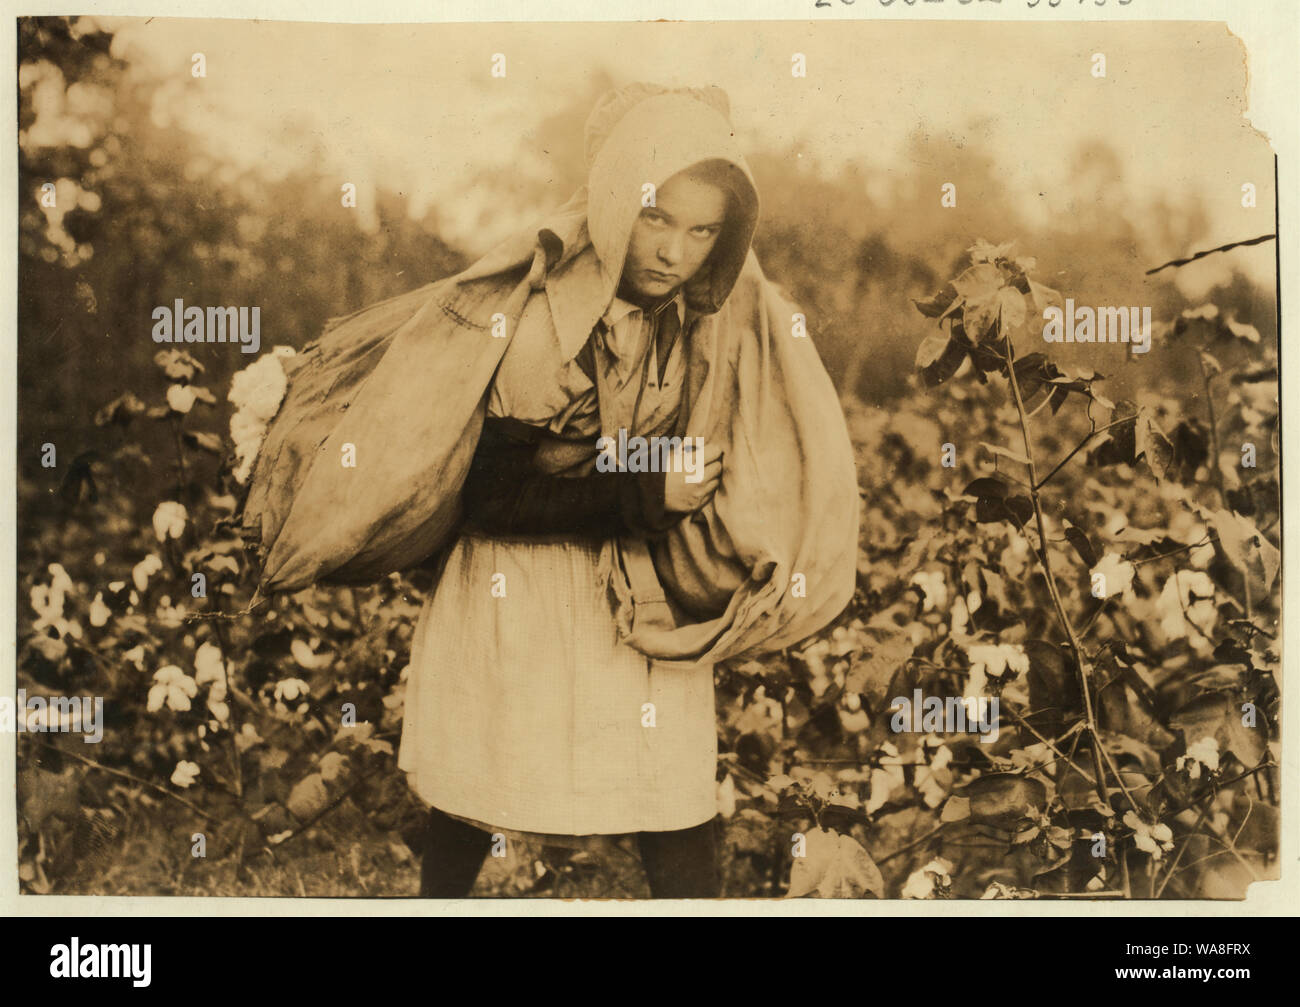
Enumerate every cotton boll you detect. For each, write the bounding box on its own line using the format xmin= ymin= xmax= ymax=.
xmin=151 ymin=502 xmax=187 ymax=542
xmin=170 ymin=760 xmax=200 ymax=788
xmin=166 ymin=384 xmax=197 ymax=413
xmin=89 ymin=592 xmax=111 ymax=627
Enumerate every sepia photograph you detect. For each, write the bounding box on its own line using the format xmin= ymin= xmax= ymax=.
xmin=12 ymin=11 xmax=1283 ymax=907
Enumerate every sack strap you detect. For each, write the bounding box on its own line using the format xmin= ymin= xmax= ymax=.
xmin=620 ymin=536 xmax=676 ymax=633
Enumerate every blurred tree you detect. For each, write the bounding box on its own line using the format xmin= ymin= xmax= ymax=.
xmin=19 ymin=16 xmax=465 ymax=526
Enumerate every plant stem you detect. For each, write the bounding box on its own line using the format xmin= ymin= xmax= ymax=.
xmin=1161 ymin=761 xmax=1275 ymax=818
xmin=208 ymin=599 xmax=243 ymax=800
xmin=875 ymin=823 xmax=946 ymax=866
xmin=269 ymin=765 xmax=383 ymax=850
xmin=24 ymin=737 xmax=217 ymax=823
xmin=169 ymin=413 xmax=189 ymax=499
xmin=1004 ymin=711 xmax=1095 ymax=786
xmin=1077 ymin=598 xmax=1111 ymax=639
xmin=1200 ymin=818 xmax=1264 ymax=883
xmin=1130 ymin=535 xmax=1215 ymax=566
xmin=1198 ymin=351 xmax=1226 ymax=505
xmin=1002 ymin=330 xmax=1109 ymax=807
xmin=1093 ymin=734 xmax=1142 ymax=815
xmin=1036 ymin=416 xmax=1136 ymax=491
xmin=1155 ymin=804 xmax=1209 ymax=898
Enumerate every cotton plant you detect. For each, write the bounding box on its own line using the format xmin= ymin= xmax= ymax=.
xmin=1089 ymin=552 xmax=1136 ymax=601
xmin=901 ymin=857 xmax=954 ymax=899
xmin=909 ymin=570 xmax=948 ymax=613
xmin=1157 ymin=570 xmax=1218 ymax=652
xmin=170 ymin=760 xmax=200 ymax=788
xmin=229 ymin=348 xmax=293 ymax=483
xmin=1175 ymin=737 xmax=1221 ymax=781
xmin=131 ymin=554 xmax=163 ymax=593
xmin=88 ymin=592 xmax=112 ymax=628
xmin=274 ymin=678 xmax=312 ymax=716
xmin=30 ymin=563 xmax=82 ymax=640
xmin=1124 ymin=811 xmax=1174 ymax=861
xmin=148 ymin=665 xmax=198 ymax=713
xmin=914 ymin=741 xmax=954 ymax=809
xmin=195 ymin=642 xmax=230 ymax=725
xmin=866 ymin=742 xmax=906 ymax=816
xmin=963 ymin=642 xmax=1028 ymax=717
xmin=151 ymin=501 xmax=187 ymax=542
xmin=165 ymin=383 xmax=214 ymax=414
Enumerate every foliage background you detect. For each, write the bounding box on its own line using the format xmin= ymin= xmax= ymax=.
xmin=16 ymin=16 xmax=1280 ymax=898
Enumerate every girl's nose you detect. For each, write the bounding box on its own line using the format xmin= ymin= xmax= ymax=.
xmin=657 ymin=233 xmax=684 ymax=267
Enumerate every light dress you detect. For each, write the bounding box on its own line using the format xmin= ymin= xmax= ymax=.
xmin=396 ymin=292 xmax=719 ymax=847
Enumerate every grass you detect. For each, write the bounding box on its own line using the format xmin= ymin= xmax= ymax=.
xmin=24 ymin=790 xmax=779 ymax=899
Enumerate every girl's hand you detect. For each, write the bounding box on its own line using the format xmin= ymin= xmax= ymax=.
xmin=663 ymin=443 xmax=723 ymax=513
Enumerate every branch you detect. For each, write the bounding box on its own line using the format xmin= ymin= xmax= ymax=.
xmin=168 ymin=413 xmax=190 ymax=499
xmin=263 ymin=764 xmax=385 ymax=850
xmin=1130 ymin=534 xmax=1215 ymax=567
xmin=1145 ymin=233 xmax=1276 ymax=275
xmin=23 ymin=736 xmax=218 ymax=823
xmin=874 ymin=822 xmax=946 ymax=866
xmin=1093 ymin=733 xmax=1143 ymax=816
xmin=1035 ymin=416 xmax=1135 ymax=492
xmin=1002 ymin=330 xmax=1109 ymax=808
xmin=1004 ymin=710 xmax=1097 ymax=789
xmin=1078 ymin=598 xmax=1112 ymax=639
xmin=1162 ymin=761 xmax=1276 ymax=819
xmin=1198 ymin=351 xmax=1227 ymax=507
xmin=1155 ymin=804 xmax=1209 ymax=899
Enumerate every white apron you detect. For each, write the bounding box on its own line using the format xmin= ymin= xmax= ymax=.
xmin=397 ymin=293 xmax=719 ymax=841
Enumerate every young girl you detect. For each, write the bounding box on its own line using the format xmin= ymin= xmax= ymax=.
xmin=397 ymin=84 xmax=763 ymax=898
xmin=244 ymin=81 xmax=857 ymax=898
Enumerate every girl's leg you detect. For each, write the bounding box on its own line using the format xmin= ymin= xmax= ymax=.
xmin=419 ymin=805 xmax=494 ymax=898
xmin=636 ymin=816 xmax=723 ymax=898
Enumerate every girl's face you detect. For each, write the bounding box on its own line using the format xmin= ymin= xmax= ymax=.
xmin=622 ymin=170 xmax=728 ymax=301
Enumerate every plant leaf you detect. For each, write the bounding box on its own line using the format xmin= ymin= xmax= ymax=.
xmin=845 ymin=628 xmax=915 ymax=708
xmin=959 ymin=774 xmax=1048 ymax=828
xmin=1062 ymin=521 xmax=1098 ymax=568
xmin=913 ymin=283 xmax=959 ymax=319
xmin=1170 ymin=691 xmax=1268 ymax=768
xmin=1211 ymin=508 xmax=1281 ymax=593
xmin=980 ymin=441 xmax=1031 ymax=466
xmin=787 ymin=828 xmax=885 ymax=898
xmin=1135 ymin=408 xmax=1174 ymax=479
xmin=916 ymin=334 xmax=968 ymax=387
xmin=1027 ymin=279 xmax=1062 ymax=312
xmin=963 ymin=476 xmax=1011 ymax=499
xmin=997 ymin=286 xmax=1027 ymax=332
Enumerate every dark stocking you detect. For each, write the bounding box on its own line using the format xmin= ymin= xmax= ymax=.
xmin=418 ymin=805 xmax=493 ymax=898
xmin=419 ymin=806 xmax=723 ymax=898
xmin=636 ymin=816 xmax=722 ymax=898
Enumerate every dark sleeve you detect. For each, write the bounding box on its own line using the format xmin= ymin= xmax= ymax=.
xmin=459 ymin=418 xmax=683 ymax=539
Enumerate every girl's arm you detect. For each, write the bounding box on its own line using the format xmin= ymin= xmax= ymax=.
xmin=458 ymin=417 xmax=682 ymax=539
